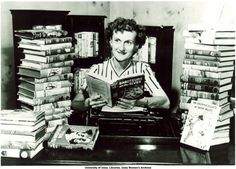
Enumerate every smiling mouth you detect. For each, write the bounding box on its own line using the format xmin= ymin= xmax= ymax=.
xmin=117 ymin=50 xmax=126 ymax=55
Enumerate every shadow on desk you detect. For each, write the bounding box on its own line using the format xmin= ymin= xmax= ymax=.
xmin=1 ymin=135 xmax=235 ymax=165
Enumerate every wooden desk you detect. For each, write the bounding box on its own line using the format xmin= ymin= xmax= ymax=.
xmin=1 ymin=135 xmax=235 ymax=165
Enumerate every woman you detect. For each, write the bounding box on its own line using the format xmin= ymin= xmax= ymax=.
xmin=72 ymin=17 xmax=170 ymax=110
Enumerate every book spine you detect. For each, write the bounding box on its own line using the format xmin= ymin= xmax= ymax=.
xmin=180 ymin=75 xmax=221 ymax=86
xmin=45 ymin=111 xmax=72 ymax=121
xmin=86 ymin=32 xmax=94 ymax=57
xmin=34 ymin=80 xmax=72 ymax=91
xmin=185 ymin=48 xmax=222 ymax=56
xmin=40 ymin=47 xmax=75 ymax=56
xmin=1 ymin=143 xmax=43 ymax=159
xmin=44 ymin=107 xmax=71 ymax=116
xmin=45 ymin=53 xmax=77 ymax=63
xmin=47 ymin=118 xmax=68 ymax=128
xmin=18 ymin=93 xmax=70 ymax=105
xmin=22 ymin=60 xmax=74 ymax=69
xmin=1 ymin=138 xmax=43 ymax=150
xmin=34 ymin=87 xmax=71 ymax=98
xmin=40 ymin=66 xmax=71 ymax=77
xmin=182 ymin=68 xmax=232 ymax=78
xmin=181 ymin=82 xmax=220 ymax=93
xmin=181 ymin=89 xmax=221 ymax=100
xmin=33 ymin=100 xmax=71 ymax=111
xmin=182 ymin=64 xmax=234 ymax=72
xmin=32 ymin=73 xmax=73 ymax=83
xmin=43 ymin=37 xmax=72 ymax=45
xmin=183 ymin=59 xmax=226 ymax=67
xmin=0 ymin=129 xmax=45 ymax=142
xmin=185 ymin=54 xmax=218 ymax=61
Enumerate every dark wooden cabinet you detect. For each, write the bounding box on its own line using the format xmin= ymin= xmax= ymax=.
xmin=10 ymin=10 xmax=107 ymax=108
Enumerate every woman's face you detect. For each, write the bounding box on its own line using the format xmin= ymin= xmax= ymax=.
xmin=110 ymin=30 xmax=138 ymax=62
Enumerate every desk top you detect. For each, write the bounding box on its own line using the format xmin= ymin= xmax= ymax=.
xmin=1 ymin=135 xmax=235 ymax=165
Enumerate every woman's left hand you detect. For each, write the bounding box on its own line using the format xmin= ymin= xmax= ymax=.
xmin=116 ymin=98 xmax=137 ymax=109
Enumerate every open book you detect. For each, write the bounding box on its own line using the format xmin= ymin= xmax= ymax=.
xmin=86 ymin=72 xmax=145 ymax=107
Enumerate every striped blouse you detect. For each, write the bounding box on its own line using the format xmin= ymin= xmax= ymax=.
xmin=84 ymin=58 xmax=167 ymax=97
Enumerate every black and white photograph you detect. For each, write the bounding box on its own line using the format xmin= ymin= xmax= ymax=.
xmin=1 ymin=0 xmax=235 ymax=166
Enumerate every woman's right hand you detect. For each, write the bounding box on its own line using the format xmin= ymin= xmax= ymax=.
xmin=85 ymin=95 xmax=107 ymax=109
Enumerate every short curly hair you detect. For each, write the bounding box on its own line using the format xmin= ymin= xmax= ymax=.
xmin=105 ymin=17 xmax=146 ymax=49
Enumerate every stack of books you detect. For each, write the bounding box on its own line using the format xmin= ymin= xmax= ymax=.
xmin=1 ymin=109 xmax=46 ymax=159
xmin=74 ymin=31 xmax=99 ymax=58
xmin=133 ymin=36 xmax=157 ymax=64
xmin=180 ymin=24 xmax=235 ymax=146
xmin=15 ymin=25 xmax=77 ymax=139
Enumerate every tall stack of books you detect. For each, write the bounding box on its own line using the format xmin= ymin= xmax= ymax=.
xmin=1 ymin=109 xmax=46 ymax=159
xmin=15 ymin=25 xmax=77 ymax=139
xmin=180 ymin=24 xmax=235 ymax=146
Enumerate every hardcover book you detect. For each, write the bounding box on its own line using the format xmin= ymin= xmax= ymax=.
xmin=18 ymin=42 xmax=72 ymax=51
xmin=21 ymin=59 xmax=74 ymax=69
xmin=86 ymin=72 xmax=145 ymax=107
xmin=1 ymin=109 xmax=44 ymax=122
xmin=180 ymin=100 xmax=221 ymax=151
xmin=1 ymin=142 xmax=44 ymax=159
xmin=23 ymin=53 xmax=77 ymax=63
xmin=23 ymin=47 xmax=75 ymax=56
xmin=20 ymin=36 xmax=72 ymax=45
xmin=18 ymin=66 xmax=71 ymax=78
xmin=47 ymin=124 xmax=99 ymax=150
xmin=19 ymin=79 xmax=72 ymax=91
xmin=15 ymin=29 xmax=68 ymax=39
xmin=19 ymin=73 xmax=73 ymax=84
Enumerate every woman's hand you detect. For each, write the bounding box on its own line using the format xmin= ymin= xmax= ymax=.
xmin=85 ymin=95 xmax=107 ymax=109
xmin=116 ymin=98 xmax=137 ymax=109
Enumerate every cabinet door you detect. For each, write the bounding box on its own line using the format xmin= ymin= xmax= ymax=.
xmin=145 ymin=26 xmax=174 ymax=100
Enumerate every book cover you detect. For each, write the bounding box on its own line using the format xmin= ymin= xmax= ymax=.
xmin=47 ymin=124 xmax=99 ymax=150
xmin=180 ymin=100 xmax=221 ymax=151
xmin=86 ymin=72 xmax=145 ymax=107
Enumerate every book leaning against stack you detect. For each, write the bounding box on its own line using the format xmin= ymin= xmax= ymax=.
xmin=15 ymin=25 xmax=78 ymax=139
xmin=180 ymin=24 xmax=235 ymax=147
xmin=1 ymin=109 xmax=46 ymax=159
